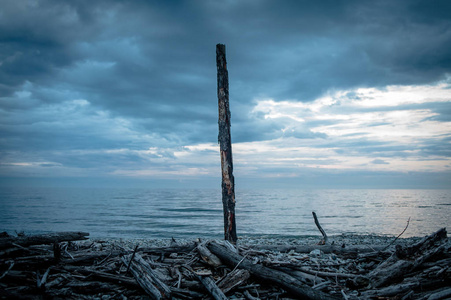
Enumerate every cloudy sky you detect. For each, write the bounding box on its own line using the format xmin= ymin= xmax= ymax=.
xmin=1 ymin=0 xmax=451 ymax=189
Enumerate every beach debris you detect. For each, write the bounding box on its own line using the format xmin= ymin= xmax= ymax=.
xmin=312 ymin=211 xmax=328 ymax=245
xmin=0 ymin=229 xmax=449 ymax=299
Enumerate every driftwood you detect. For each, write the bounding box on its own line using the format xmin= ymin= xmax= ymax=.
xmin=1 ymin=229 xmax=449 ymax=299
xmin=0 ymin=231 xmax=89 ymax=250
xmin=197 ymin=241 xmax=222 ymax=267
xmin=208 ymin=241 xmax=339 ymax=300
xmin=249 ymin=243 xmax=387 ymax=254
xmin=217 ymin=268 xmax=250 ymax=293
xmin=198 ymin=275 xmax=228 ymax=300
xmin=122 ymin=253 xmax=172 ymax=299
xmin=217 ymin=43 xmax=237 ymax=244
xmin=312 ymin=211 xmax=328 ymax=245
xmin=369 ymin=228 xmax=448 ymax=288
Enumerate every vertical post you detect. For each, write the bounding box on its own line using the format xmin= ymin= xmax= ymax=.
xmin=216 ymin=44 xmax=237 ymax=244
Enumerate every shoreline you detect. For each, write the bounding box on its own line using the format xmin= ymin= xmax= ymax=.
xmin=1 ymin=229 xmax=448 ymax=299
xmin=88 ymin=233 xmax=425 ymax=250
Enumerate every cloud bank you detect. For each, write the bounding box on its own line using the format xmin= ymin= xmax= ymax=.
xmin=1 ymin=0 xmax=450 ymax=188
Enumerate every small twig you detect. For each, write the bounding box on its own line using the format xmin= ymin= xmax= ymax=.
xmin=231 ymin=253 xmax=249 ymax=273
xmin=176 ymin=268 xmax=182 ymax=289
xmin=64 ymin=247 xmax=74 ymax=260
xmin=382 ymin=217 xmax=410 ymax=252
xmin=0 ymin=261 xmax=14 ymax=279
xmin=312 ymin=211 xmax=328 ymax=245
xmin=312 ymin=281 xmax=330 ymax=290
xmin=11 ymin=242 xmax=29 ymax=250
xmin=38 ymin=267 xmax=51 ymax=288
xmin=97 ymin=251 xmax=113 ymax=266
xmin=126 ymin=243 xmax=140 ymax=273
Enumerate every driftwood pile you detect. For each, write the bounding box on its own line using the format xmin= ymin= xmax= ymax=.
xmin=0 ymin=229 xmax=449 ymax=299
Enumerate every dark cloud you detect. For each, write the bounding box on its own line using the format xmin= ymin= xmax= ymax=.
xmin=1 ymin=0 xmax=450 ymax=186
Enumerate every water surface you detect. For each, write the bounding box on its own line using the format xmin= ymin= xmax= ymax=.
xmin=0 ymin=188 xmax=449 ymax=238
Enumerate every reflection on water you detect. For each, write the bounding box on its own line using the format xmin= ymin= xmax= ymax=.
xmin=0 ymin=188 xmax=450 ymax=238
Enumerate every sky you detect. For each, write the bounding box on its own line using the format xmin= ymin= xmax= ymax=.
xmin=1 ymin=0 xmax=451 ymax=189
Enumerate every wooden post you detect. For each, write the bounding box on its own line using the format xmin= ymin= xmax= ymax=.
xmin=216 ymin=44 xmax=237 ymax=244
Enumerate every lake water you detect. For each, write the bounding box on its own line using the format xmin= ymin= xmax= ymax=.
xmin=0 ymin=187 xmax=450 ymax=239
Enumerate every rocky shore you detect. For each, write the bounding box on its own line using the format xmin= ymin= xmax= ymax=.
xmin=96 ymin=234 xmax=423 ymax=249
xmin=0 ymin=230 xmax=449 ymax=299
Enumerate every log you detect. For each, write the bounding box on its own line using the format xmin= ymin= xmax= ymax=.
xmin=73 ymin=268 xmax=140 ymax=289
xmin=362 ymin=276 xmax=450 ymax=298
xmin=217 ymin=269 xmax=250 ymax=293
xmin=297 ymin=267 xmax=357 ymax=279
xmin=369 ymin=228 xmax=448 ymax=288
xmin=122 ymin=253 xmax=172 ymax=299
xmin=217 ymin=43 xmax=237 ymax=244
xmin=427 ymin=287 xmax=451 ymax=300
xmin=282 ymin=269 xmax=326 ymax=286
xmin=141 ymin=242 xmax=197 ymax=255
xmin=0 ymin=232 xmax=89 ymax=250
xmin=66 ymin=281 xmax=121 ymax=294
xmin=208 ymin=242 xmax=339 ymax=300
xmin=2 ymin=253 xmax=57 ymax=269
xmin=396 ymin=227 xmax=447 ymax=259
xmin=362 ymin=281 xmax=419 ymax=298
xmin=171 ymin=287 xmax=205 ymax=299
xmin=197 ymin=242 xmax=222 ymax=267
xmin=198 ymin=275 xmax=228 ymax=300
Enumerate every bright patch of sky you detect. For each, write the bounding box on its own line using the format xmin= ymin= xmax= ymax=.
xmin=247 ymin=80 xmax=451 ymax=173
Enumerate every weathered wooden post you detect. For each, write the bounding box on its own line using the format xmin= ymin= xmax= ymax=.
xmin=216 ymin=44 xmax=237 ymax=244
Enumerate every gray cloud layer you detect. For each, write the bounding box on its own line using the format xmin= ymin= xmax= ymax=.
xmin=1 ymin=0 xmax=450 ymax=187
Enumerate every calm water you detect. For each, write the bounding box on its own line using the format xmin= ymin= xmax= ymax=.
xmin=0 ymin=188 xmax=450 ymax=239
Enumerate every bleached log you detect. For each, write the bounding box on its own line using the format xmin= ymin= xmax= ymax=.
xmin=0 ymin=232 xmax=89 ymax=250
xmin=427 ymin=287 xmax=451 ymax=300
xmin=197 ymin=242 xmax=222 ymax=267
xmin=141 ymin=242 xmax=197 ymax=255
xmin=122 ymin=253 xmax=171 ymax=299
xmin=208 ymin=242 xmax=339 ymax=300
xmin=198 ymin=275 xmax=228 ymax=300
xmin=369 ymin=228 xmax=448 ymax=288
xmin=217 ymin=269 xmax=250 ymax=293
xmin=396 ymin=228 xmax=447 ymax=259
xmin=171 ymin=287 xmax=205 ymax=299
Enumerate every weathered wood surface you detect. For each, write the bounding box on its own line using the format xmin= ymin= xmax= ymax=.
xmin=122 ymin=253 xmax=172 ymax=299
xmin=0 ymin=231 xmax=89 ymax=250
xmin=0 ymin=229 xmax=449 ymax=299
xmin=198 ymin=275 xmax=228 ymax=300
xmin=312 ymin=211 xmax=328 ymax=245
xmin=197 ymin=241 xmax=222 ymax=267
xmin=369 ymin=228 xmax=448 ymax=288
xmin=217 ymin=268 xmax=250 ymax=293
xmin=208 ymin=241 xmax=340 ymax=300
xmin=217 ymin=43 xmax=237 ymax=244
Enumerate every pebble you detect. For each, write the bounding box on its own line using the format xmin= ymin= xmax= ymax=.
xmin=86 ymin=234 xmax=423 ymax=251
